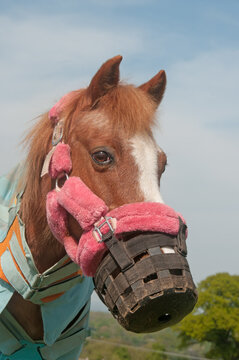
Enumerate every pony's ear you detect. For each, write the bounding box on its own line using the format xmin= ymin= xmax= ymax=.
xmin=139 ymin=70 xmax=166 ymax=106
xmin=88 ymin=55 xmax=122 ymax=104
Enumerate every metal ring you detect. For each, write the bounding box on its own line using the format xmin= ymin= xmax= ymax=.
xmin=55 ymin=173 xmax=69 ymax=192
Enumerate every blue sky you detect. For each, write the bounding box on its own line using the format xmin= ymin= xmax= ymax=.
xmin=0 ymin=0 xmax=238 ymax=310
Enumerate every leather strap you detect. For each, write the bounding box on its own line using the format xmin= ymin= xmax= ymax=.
xmin=104 ymin=235 xmax=134 ymax=272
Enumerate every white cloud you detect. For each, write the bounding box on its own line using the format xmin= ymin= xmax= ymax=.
xmin=0 ymin=13 xmax=144 ymax=111
xmin=0 ymin=14 xmax=143 ymax=79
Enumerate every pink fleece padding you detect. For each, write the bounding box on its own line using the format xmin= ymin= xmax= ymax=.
xmin=110 ymin=202 xmax=180 ymax=234
xmin=57 ymin=177 xmax=108 ymax=230
xmin=46 ymin=176 xmax=186 ymax=277
xmin=46 ymin=178 xmax=108 ymax=267
xmin=46 ymin=190 xmax=78 ymax=262
xmin=77 ymin=202 xmax=182 ymax=276
xmin=49 ymin=93 xmax=69 ymax=123
xmin=49 ymin=143 xmax=72 ymax=179
xmin=49 ymin=91 xmax=76 ymax=123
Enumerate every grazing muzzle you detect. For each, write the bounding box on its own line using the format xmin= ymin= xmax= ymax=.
xmin=94 ymin=230 xmax=197 ymax=332
xmin=46 ymin=173 xmax=197 ymax=333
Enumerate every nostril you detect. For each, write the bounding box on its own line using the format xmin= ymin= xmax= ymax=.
xmin=158 ymin=313 xmax=171 ymax=324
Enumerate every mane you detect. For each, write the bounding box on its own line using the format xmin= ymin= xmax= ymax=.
xmin=20 ymin=89 xmax=88 ymax=228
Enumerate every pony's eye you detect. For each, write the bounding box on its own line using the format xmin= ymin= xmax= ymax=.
xmin=91 ymin=151 xmax=113 ymax=165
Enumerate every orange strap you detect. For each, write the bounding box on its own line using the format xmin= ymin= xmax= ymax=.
xmin=0 ymin=217 xmax=26 ymax=285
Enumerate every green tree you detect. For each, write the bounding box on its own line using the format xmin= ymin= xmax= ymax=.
xmin=176 ymin=273 xmax=239 ymax=360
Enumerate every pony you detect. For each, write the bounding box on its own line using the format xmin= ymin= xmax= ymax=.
xmin=0 ymin=56 xmax=195 ymax=360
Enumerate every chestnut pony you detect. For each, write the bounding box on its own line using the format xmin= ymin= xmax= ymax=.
xmin=6 ymin=56 xmax=167 ymax=342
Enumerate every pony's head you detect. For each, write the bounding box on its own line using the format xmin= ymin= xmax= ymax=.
xmin=22 ymin=56 xmax=197 ymax=333
xmin=54 ymin=57 xmax=166 ymax=201
xmin=51 ymin=56 xmax=168 ymax=240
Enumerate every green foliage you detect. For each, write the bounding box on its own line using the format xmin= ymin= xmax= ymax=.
xmin=176 ymin=273 xmax=239 ymax=360
xmin=80 ymin=311 xmax=206 ymax=360
xmin=113 ymin=346 xmax=131 ymax=360
xmin=145 ymin=343 xmax=168 ymax=360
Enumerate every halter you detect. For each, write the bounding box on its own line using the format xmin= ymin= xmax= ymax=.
xmin=43 ymin=96 xmax=188 ymax=277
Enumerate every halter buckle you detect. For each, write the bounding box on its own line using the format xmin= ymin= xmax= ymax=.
xmin=94 ymin=217 xmax=114 ymax=243
xmin=52 ymin=119 xmax=64 ymax=146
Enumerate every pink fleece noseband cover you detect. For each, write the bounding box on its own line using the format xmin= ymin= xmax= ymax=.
xmin=46 ymin=96 xmax=187 ymax=277
xmin=49 ymin=91 xmax=76 ymax=124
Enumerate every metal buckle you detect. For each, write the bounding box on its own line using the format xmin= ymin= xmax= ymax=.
xmin=52 ymin=119 xmax=64 ymax=146
xmin=94 ymin=216 xmax=114 ymax=243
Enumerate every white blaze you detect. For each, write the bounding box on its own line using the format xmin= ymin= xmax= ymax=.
xmin=130 ymin=134 xmax=164 ymax=203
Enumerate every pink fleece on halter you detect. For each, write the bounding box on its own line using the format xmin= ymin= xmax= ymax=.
xmin=48 ymin=91 xmax=77 ymax=124
xmin=46 ymin=176 xmax=185 ymax=276
xmin=49 ymin=93 xmax=69 ymax=123
xmin=48 ymin=143 xmax=72 ymax=179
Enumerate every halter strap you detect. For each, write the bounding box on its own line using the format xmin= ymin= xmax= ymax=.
xmin=46 ymin=176 xmax=187 ymax=277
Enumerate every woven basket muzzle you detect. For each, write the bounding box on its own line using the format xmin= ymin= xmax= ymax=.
xmin=94 ymin=219 xmax=197 ymax=333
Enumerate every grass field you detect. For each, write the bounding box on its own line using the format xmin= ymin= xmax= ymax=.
xmin=80 ymin=312 xmax=207 ymax=360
